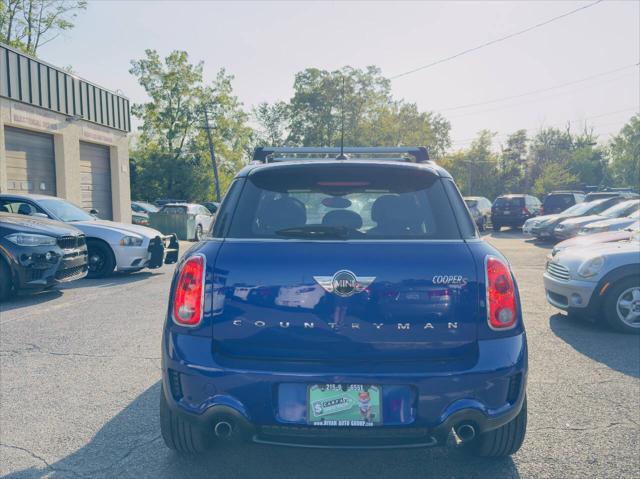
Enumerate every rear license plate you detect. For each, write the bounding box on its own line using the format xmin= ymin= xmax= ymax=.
xmin=308 ymin=384 xmax=382 ymax=426
xmin=503 ymin=210 xmax=510 ymax=214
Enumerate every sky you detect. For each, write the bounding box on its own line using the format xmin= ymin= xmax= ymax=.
xmin=39 ymin=0 xmax=640 ymax=150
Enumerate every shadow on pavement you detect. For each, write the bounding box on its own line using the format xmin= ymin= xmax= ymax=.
xmin=0 ymin=271 xmax=166 ymax=314
xmin=0 ymin=289 xmax=63 ymax=313
xmin=4 ymin=382 xmax=522 ymax=479
xmin=549 ymin=313 xmax=640 ymax=378
xmin=488 ymin=229 xmax=525 ymax=239
xmin=60 ymin=270 xmax=164 ymax=291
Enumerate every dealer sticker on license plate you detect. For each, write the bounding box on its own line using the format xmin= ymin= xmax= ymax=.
xmin=308 ymin=384 xmax=382 ymax=426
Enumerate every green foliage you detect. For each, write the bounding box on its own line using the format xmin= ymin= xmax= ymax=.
xmin=608 ymin=115 xmax=640 ymax=189
xmin=252 ymin=101 xmax=289 ymax=147
xmin=0 ymin=0 xmax=87 ymax=55
xmin=254 ymin=66 xmax=451 ymax=160
xmin=441 ymin=123 xmax=620 ymax=198
xmin=441 ymin=130 xmax=500 ymax=199
xmin=129 ymin=50 xmax=251 ymax=202
xmin=533 ymin=163 xmax=579 ymax=197
xmin=499 ymin=130 xmax=528 ymax=192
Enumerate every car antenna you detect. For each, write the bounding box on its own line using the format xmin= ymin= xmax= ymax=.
xmin=336 ymin=75 xmax=347 ymax=160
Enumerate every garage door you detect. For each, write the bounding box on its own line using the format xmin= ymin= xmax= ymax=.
xmin=4 ymin=127 xmax=56 ymax=196
xmin=80 ymin=142 xmax=113 ymax=220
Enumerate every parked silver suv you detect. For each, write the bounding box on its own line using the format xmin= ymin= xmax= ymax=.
xmin=543 ymin=233 xmax=640 ymax=334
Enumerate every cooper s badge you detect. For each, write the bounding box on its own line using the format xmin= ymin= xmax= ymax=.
xmin=313 ymin=270 xmax=375 ymax=297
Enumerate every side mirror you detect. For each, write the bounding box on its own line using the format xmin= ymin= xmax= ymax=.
xmin=89 ymin=209 xmax=99 ymax=216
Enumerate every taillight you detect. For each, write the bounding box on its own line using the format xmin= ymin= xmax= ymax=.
xmin=539 ymin=207 xmax=544 ymax=216
xmin=522 ymin=208 xmax=529 ymax=215
xmin=485 ymin=256 xmax=518 ymax=329
xmin=172 ymin=255 xmax=205 ymax=326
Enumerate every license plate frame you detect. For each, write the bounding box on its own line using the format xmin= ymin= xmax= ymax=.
xmin=307 ymin=384 xmax=382 ymax=427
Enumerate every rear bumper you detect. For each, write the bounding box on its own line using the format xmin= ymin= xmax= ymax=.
xmin=161 ymin=332 xmax=527 ymax=448
xmin=491 ymin=215 xmax=528 ymax=227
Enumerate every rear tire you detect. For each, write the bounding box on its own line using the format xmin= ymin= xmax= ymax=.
xmin=603 ymin=277 xmax=640 ymax=334
xmin=160 ymin=388 xmax=212 ymax=454
xmin=467 ymin=397 xmax=527 ymax=457
xmin=86 ymin=240 xmax=116 ymax=278
xmin=0 ymin=258 xmax=13 ymax=302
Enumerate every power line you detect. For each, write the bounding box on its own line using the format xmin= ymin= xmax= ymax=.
xmin=446 ymin=70 xmax=637 ymax=119
xmin=450 ymin=107 xmax=638 ymax=147
xmin=434 ymin=63 xmax=639 ymax=113
xmin=390 ymin=0 xmax=604 ymax=80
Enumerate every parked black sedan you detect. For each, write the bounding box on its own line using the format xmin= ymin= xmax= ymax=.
xmin=0 ymin=212 xmax=88 ymax=301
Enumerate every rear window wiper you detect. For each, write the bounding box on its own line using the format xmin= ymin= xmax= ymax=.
xmin=275 ymin=225 xmax=351 ymax=239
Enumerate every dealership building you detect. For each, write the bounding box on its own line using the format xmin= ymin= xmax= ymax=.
xmin=0 ymin=43 xmax=132 ymax=221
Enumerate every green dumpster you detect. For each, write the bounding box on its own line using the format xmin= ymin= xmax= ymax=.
xmin=149 ymin=206 xmax=197 ymax=240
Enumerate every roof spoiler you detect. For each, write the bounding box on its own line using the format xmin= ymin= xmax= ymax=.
xmin=252 ymin=146 xmax=430 ymax=164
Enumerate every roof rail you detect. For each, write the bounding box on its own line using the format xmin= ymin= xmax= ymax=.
xmin=252 ymin=146 xmax=430 ymax=164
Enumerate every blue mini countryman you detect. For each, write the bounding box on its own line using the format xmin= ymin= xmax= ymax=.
xmin=161 ymin=147 xmax=527 ymax=457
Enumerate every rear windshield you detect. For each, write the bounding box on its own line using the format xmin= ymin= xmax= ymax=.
xmin=224 ymin=165 xmax=470 ymax=240
xmin=544 ymin=194 xmax=575 ymax=209
xmin=494 ymin=197 xmax=524 ymax=208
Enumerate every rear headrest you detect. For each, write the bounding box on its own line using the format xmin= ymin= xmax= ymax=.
xmin=322 ymin=209 xmax=363 ymax=230
xmin=257 ymin=197 xmax=306 ymax=232
xmin=371 ymin=194 xmax=422 ymax=227
xmin=394 ymin=195 xmax=422 ymax=224
xmin=371 ymin=195 xmax=399 ymax=223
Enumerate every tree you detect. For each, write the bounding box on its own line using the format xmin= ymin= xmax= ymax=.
xmin=499 ymin=130 xmax=528 ymax=192
xmin=252 ymin=101 xmax=289 ymax=147
xmin=527 ymin=127 xmax=574 ymax=186
xmin=533 ymin=163 xmax=579 ymax=197
xmin=608 ymin=115 xmax=640 ymax=189
xmin=440 ymin=130 xmax=500 ymax=199
xmin=362 ymin=102 xmax=451 ymax=159
xmin=0 ymin=0 xmax=87 ymax=55
xmin=258 ymin=65 xmax=451 ymax=158
xmin=286 ymin=66 xmax=391 ymax=147
xmin=129 ymin=50 xmax=251 ymax=201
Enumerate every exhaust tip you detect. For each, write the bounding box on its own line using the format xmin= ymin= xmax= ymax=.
xmin=214 ymin=421 xmax=233 ymax=438
xmin=455 ymin=423 xmax=476 ymax=442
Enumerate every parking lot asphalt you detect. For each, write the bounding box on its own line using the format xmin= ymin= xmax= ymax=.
xmin=1 ymin=233 xmax=639 ymax=479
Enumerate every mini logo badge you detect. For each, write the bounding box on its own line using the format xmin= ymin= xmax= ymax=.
xmin=314 ymin=270 xmax=375 ymax=297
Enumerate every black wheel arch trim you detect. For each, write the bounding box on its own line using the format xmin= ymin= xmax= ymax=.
xmin=588 ymin=265 xmax=640 ymax=312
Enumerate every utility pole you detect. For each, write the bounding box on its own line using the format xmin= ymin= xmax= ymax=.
xmin=203 ymin=108 xmax=221 ymax=202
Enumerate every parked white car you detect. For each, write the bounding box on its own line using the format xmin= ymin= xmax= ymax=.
xmin=554 ymin=199 xmax=640 ymax=240
xmin=0 ymin=194 xmax=179 ymax=278
xmin=580 ymin=210 xmax=640 ymax=235
xmin=552 ymin=222 xmax=639 ymax=257
xmin=544 ymin=232 xmax=640 ymax=334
